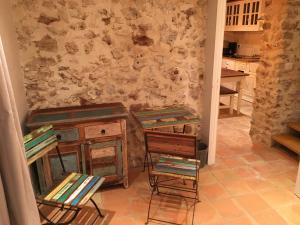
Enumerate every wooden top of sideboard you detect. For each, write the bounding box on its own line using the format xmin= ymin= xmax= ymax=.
xmin=26 ymin=102 xmax=128 ymax=128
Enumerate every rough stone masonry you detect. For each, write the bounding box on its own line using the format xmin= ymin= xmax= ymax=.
xmin=250 ymin=0 xmax=300 ymax=145
xmin=12 ymin=0 xmax=207 ymax=166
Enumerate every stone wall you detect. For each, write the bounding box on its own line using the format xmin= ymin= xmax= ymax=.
xmin=12 ymin=0 xmax=207 ymax=166
xmin=250 ymin=0 xmax=300 ymax=145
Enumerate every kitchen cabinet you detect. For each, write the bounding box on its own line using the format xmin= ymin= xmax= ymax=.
xmin=26 ymin=103 xmax=129 ymax=188
xmin=225 ymin=0 xmax=264 ymax=32
xmin=222 ymin=58 xmax=259 ymax=102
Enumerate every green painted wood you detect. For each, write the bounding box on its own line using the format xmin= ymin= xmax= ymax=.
xmin=137 ymin=112 xmax=193 ymax=121
xmin=134 ymin=107 xmax=187 ymax=117
xmin=25 ymin=135 xmax=57 ymax=158
xmin=92 ymin=166 xmax=116 ymax=177
xmin=25 ymin=130 xmax=55 ymax=151
xmin=142 ymin=118 xmax=200 ymax=129
xmin=28 ymin=105 xmax=127 ymax=127
xmin=57 ymin=175 xmax=88 ymax=203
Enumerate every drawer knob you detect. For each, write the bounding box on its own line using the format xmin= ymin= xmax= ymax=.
xmin=56 ymin=134 xmax=62 ymax=140
xmin=101 ymin=129 xmax=106 ymax=135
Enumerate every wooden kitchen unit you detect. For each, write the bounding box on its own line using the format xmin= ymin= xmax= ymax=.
xmin=26 ymin=103 xmax=129 ymax=189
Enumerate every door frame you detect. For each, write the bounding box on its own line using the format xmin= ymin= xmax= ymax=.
xmin=202 ymin=0 xmax=226 ymax=165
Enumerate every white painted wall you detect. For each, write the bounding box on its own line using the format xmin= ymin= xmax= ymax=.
xmin=202 ymin=0 xmax=226 ymax=165
xmin=0 ymin=0 xmax=27 ymax=125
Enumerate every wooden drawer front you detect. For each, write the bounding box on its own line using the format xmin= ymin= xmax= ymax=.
xmin=84 ymin=123 xmax=121 ymax=139
xmin=54 ymin=128 xmax=79 ymax=142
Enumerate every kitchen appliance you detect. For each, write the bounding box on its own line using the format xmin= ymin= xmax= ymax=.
xmin=223 ymin=41 xmax=238 ymax=57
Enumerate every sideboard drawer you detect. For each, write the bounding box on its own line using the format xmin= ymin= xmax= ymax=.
xmin=54 ymin=128 xmax=79 ymax=142
xmin=84 ymin=122 xmax=121 ymax=139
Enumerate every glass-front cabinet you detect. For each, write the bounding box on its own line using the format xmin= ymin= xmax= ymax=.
xmin=225 ymin=0 xmax=264 ymax=31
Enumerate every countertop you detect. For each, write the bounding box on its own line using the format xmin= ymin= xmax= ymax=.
xmin=223 ymin=56 xmax=260 ymax=63
xmin=221 ymin=68 xmax=249 ymax=78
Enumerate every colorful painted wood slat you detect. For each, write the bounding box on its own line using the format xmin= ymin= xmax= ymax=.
xmin=52 ymin=174 xmax=82 ymax=200
xmin=26 ymin=142 xmax=58 ymax=166
xmin=25 ymin=129 xmax=55 ymax=151
xmin=57 ymin=175 xmax=89 ymax=203
xmin=25 ymin=135 xmax=57 ymax=158
xmin=153 ymin=156 xmax=198 ymax=178
xmin=23 ymin=124 xmax=53 ymax=144
xmin=70 ymin=177 xmax=101 ymax=206
xmin=29 ymin=105 xmax=127 ymax=126
xmin=137 ymin=112 xmax=194 ymax=122
xmin=44 ymin=173 xmax=77 ymax=201
xmin=142 ymin=118 xmax=200 ymax=129
xmin=133 ymin=107 xmax=187 ymax=117
xmin=78 ymin=177 xmax=105 ymax=205
xmin=64 ymin=176 xmax=94 ymax=204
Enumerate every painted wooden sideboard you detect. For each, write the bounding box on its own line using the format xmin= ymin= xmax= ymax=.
xmin=26 ymin=103 xmax=129 ymax=189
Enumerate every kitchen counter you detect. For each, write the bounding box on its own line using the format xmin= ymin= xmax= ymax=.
xmin=223 ymin=56 xmax=260 ymax=63
xmin=221 ymin=68 xmax=249 ymax=78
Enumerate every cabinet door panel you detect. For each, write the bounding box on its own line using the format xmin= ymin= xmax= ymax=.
xmin=49 ymin=151 xmax=80 ymax=181
xmin=89 ymin=139 xmax=123 ymax=180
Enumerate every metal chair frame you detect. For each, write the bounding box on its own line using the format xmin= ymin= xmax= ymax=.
xmin=144 ymin=131 xmax=200 ymax=225
xmin=35 ymin=146 xmax=104 ymax=225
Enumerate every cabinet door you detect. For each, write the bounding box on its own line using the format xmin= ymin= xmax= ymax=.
xmin=225 ymin=1 xmax=242 ymax=31
xmin=49 ymin=151 xmax=81 ymax=182
xmin=88 ymin=139 xmax=123 ymax=180
xmin=48 ymin=144 xmax=81 ymax=182
xmin=241 ymin=0 xmax=262 ymax=31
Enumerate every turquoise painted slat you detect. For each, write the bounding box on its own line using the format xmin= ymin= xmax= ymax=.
xmin=154 ymin=165 xmax=196 ymax=177
xmin=25 ymin=130 xmax=55 ymax=151
xmin=71 ymin=177 xmax=100 ymax=206
xmin=57 ymin=175 xmax=88 ymax=203
xmin=142 ymin=118 xmax=200 ymax=128
xmin=134 ymin=107 xmax=186 ymax=117
xmin=25 ymin=135 xmax=57 ymax=158
xmin=137 ymin=112 xmax=193 ymax=121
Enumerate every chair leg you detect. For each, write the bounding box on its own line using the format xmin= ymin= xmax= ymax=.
xmin=90 ymin=198 xmax=104 ymax=218
xmin=146 ymin=186 xmax=156 ymax=225
xmin=143 ymin=151 xmax=148 ymax=172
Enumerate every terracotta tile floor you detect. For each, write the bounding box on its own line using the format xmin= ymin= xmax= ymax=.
xmin=92 ymin=116 xmax=299 ymax=225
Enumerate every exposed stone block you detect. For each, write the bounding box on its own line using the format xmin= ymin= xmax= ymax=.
xmin=65 ymin=41 xmax=79 ymax=54
xmin=35 ymin=35 xmax=58 ymax=52
xmin=38 ymin=13 xmax=60 ymax=25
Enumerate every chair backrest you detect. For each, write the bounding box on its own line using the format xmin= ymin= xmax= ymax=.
xmin=144 ymin=130 xmax=197 ymax=159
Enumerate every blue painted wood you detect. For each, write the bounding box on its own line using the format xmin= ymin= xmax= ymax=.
xmin=50 ymin=153 xmax=79 ymax=181
xmin=54 ymin=128 xmax=79 ymax=142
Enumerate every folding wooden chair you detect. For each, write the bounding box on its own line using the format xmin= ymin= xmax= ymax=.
xmin=144 ymin=131 xmax=200 ymax=225
xmin=24 ymin=125 xmax=105 ymax=225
